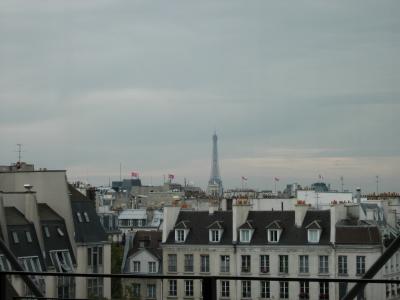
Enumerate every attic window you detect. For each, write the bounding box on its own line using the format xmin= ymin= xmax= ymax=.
xmin=268 ymin=229 xmax=281 ymax=243
xmin=26 ymin=231 xmax=32 ymax=243
xmin=84 ymin=212 xmax=90 ymax=222
xmin=240 ymin=229 xmax=253 ymax=243
xmin=12 ymin=232 xmax=19 ymax=244
xmin=209 ymin=229 xmax=222 ymax=242
xmin=44 ymin=226 xmax=50 ymax=238
xmin=175 ymin=229 xmax=188 ymax=243
xmin=57 ymin=227 xmax=65 ymax=237
xmin=77 ymin=212 xmax=83 ymax=222
xmin=308 ymin=229 xmax=320 ymax=243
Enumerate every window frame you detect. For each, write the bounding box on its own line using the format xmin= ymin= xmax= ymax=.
xmin=260 ymin=255 xmax=270 ymax=274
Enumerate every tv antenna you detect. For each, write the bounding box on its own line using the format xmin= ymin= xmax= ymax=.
xmin=16 ymin=144 xmax=23 ymax=163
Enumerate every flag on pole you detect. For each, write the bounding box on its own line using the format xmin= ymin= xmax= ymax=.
xmin=318 ymin=174 xmax=324 ymax=180
xmin=131 ymin=171 xmax=139 ymax=178
xmin=168 ymin=174 xmax=175 ymax=180
xmin=274 ymin=177 xmax=280 ymax=182
xmin=241 ymin=176 xmax=248 ymax=181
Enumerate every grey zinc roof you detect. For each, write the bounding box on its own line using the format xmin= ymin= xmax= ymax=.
xmin=69 ymin=185 xmax=107 ymax=244
xmin=38 ymin=204 xmax=76 ymax=267
xmin=165 ymin=211 xmax=233 ymax=245
xmin=5 ymin=207 xmax=46 ymax=270
xmin=165 ymin=210 xmax=331 ymax=246
xmin=244 ymin=210 xmax=331 ymax=245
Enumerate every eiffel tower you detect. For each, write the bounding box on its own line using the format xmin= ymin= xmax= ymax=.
xmin=207 ymin=132 xmax=223 ymax=198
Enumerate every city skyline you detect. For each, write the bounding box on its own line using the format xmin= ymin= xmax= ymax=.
xmin=1 ymin=1 xmax=399 ymax=193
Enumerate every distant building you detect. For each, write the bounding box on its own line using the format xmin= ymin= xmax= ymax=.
xmin=161 ymin=203 xmax=385 ymax=300
xmin=0 ymin=163 xmax=111 ymax=299
xmin=207 ymin=132 xmax=223 ymax=197
xmin=121 ymin=231 xmax=163 ymax=299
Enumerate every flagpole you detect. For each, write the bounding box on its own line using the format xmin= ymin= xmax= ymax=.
xmin=274 ymin=179 xmax=277 ymax=195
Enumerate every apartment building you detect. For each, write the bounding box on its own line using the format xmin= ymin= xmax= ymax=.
xmin=161 ymin=202 xmax=385 ymax=300
xmin=0 ymin=166 xmax=111 ymax=299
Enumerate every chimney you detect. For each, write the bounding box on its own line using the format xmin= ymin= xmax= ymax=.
xmin=355 ymin=187 xmax=362 ymax=204
xmin=23 ymin=185 xmax=46 ymax=257
xmin=294 ymin=201 xmax=309 ymax=227
xmin=330 ymin=202 xmax=347 ymax=244
xmin=162 ymin=205 xmax=181 ymax=242
xmin=0 ymin=193 xmax=9 ymax=245
xmin=232 ymin=202 xmax=251 ymax=242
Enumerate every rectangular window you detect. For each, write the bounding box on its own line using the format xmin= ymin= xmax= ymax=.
xmin=184 ymin=254 xmax=194 ymax=272
xmin=300 ymin=281 xmax=309 ymax=299
xmin=221 ymin=280 xmax=230 ymax=297
xmin=168 ymin=280 xmax=177 ymax=296
xmin=43 ymin=226 xmax=50 ymax=238
xmin=0 ymin=255 xmax=11 ymax=271
xmin=87 ymin=246 xmax=103 ymax=272
xmin=241 ymin=255 xmax=251 ymax=273
xmin=280 ymin=281 xmax=289 ymax=299
xmin=338 ymin=256 xmax=348 ymax=275
xmin=260 ymin=255 xmax=270 ymax=273
xmin=147 ymin=284 xmax=156 ymax=298
xmin=12 ymin=232 xmax=19 ymax=243
xmin=211 ymin=230 xmax=220 ymax=242
xmin=26 ymin=231 xmax=32 ymax=243
xmin=148 ymin=261 xmax=157 ymax=273
xmin=308 ymin=229 xmax=319 ymax=243
xmin=320 ymin=282 xmax=329 ymax=299
xmin=240 ymin=230 xmax=251 ymax=242
xmin=175 ymin=229 xmax=185 ymax=242
xmin=299 ymin=255 xmax=309 ymax=273
xmin=356 ymin=256 xmax=366 ymax=275
xmin=168 ymin=254 xmax=177 ymax=272
xmin=133 ymin=261 xmax=140 ymax=273
xmin=185 ymin=280 xmax=193 ymax=297
xmin=87 ymin=277 xmax=103 ymax=298
xmin=200 ymin=255 xmax=210 ymax=273
xmin=268 ymin=229 xmax=279 ymax=242
xmin=220 ymin=255 xmax=230 ymax=273
xmin=260 ymin=281 xmax=270 ymax=298
xmin=319 ymin=255 xmax=329 ymax=273
xmin=241 ymin=280 xmax=251 ymax=298
xmin=132 ymin=283 xmax=140 ymax=297
xmin=279 ymin=255 xmax=289 ymax=273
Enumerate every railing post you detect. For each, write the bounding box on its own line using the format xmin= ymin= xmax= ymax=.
xmin=0 ymin=273 xmax=7 ymax=300
xmin=202 ymin=277 xmax=217 ymax=300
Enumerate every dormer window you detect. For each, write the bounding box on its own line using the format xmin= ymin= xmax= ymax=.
xmin=174 ymin=221 xmax=189 ymax=243
xmin=25 ymin=231 xmax=32 ymax=243
xmin=306 ymin=220 xmax=322 ymax=243
xmin=268 ymin=229 xmax=282 ymax=243
xmin=84 ymin=212 xmax=90 ymax=222
xmin=266 ymin=220 xmax=283 ymax=243
xmin=210 ymin=229 xmax=223 ymax=242
xmin=175 ymin=229 xmax=187 ymax=242
xmin=77 ymin=212 xmax=83 ymax=222
xmin=308 ymin=229 xmax=320 ymax=243
xmin=240 ymin=229 xmax=253 ymax=243
xmin=12 ymin=232 xmax=19 ymax=244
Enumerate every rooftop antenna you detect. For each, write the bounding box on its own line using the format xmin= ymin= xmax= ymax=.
xmin=376 ymin=175 xmax=379 ymax=195
xmin=16 ymin=143 xmax=23 ymax=163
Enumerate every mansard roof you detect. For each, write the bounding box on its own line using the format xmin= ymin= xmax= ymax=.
xmin=165 ymin=211 xmax=232 ymax=245
xmin=166 ymin=210 xmax=331 ymax=246
xmin=38 ymin=204 xmax=76 ymax=267
xmin=248 ymin=210 xmax=331 ymax=245
xmin=335 ymin=220 xmax=380 ymax=245
xmin=69 ymin=185 xmax=107 ymax=244
xmin=4 ymin=207 xmax=46 ymax=270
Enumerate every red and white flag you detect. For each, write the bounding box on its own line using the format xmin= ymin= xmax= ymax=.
xmin=131 ymin=171 xmax=139 ymax=178
xmin=168 ymin=174 xmax=175 ymax=180
xmin=274 ymin=177 xmax=280 ymax=182
xmin=241 ymin=176 xmax=248 ymax=181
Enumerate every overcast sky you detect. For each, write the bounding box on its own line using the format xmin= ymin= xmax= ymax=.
xmin=1 ymin=1 xmax=399 ymax=193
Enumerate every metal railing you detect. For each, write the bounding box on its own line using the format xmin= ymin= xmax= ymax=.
xmin=2 ymin=270 xmax=400 ymax=300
